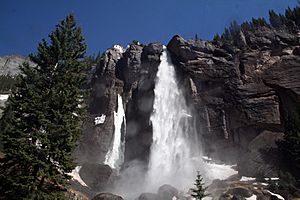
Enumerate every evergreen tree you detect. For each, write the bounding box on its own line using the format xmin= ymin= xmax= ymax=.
xmin=0 ymin=14 xmax=87 ymax=199
xmin=269 ymin=10 xmax=283 ymax=28
xmin=191 ymin=171 xmax=208 ymax=200
xmin=277 ymin=109 xmax=300 ymax=182
xmin=212 ymin=33 xmax=221 ymax=42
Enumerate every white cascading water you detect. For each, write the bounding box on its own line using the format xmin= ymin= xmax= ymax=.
xmin=146 ymin=48 xmax=203 ymax=191
xmin=104 ymin=94 xmax=126 ymax=170
xmin=113 ymin=48 xmax=237 ymax=199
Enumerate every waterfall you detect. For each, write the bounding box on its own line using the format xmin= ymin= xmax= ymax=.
xmin=146 ymin=48 xmax=202 ymax=191
xmin=104 ymin=94 xmax=126 ymax=170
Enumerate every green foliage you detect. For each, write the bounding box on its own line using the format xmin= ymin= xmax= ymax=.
xmin=269 ymin=10 xmax=285 ymax=28
xmin=222 ymin=20 xmax=241 ymax=41
xmin=277 ymin=109 xmax=300 ymax=182
xmin=84 ymin=51 xmax=101 ymax=68
xmin=0 ymin=75 xmax=16 ymax=93
xmin=218 ymin=3 xmax=300 ymax=45
xmin=191 ymin=171 xmax=208 ymax=200
xmin=212 ymin=34 xmax=221 ymax=43
xmin=269 ymin=3 xmax=300 ymax=29
xmin=251 ymin=17 xmax=268 ymax=27
xmin=132 ymin=40 xmax=140 ymax=45
xmin=285 ymin=5 xmax=300 ymax=28
xmin=0 ymin=14 xmax=87 ymax=199
xmin=267 ymin=172 xmax=300 ymax=199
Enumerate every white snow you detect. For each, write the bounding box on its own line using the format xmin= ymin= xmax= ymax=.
xmin=113 ymin=45 xmax=124 ymax=53
xmin=205 ymin=162 xmax=238 ymax=181
xmin=202 ymin=156 xmax=212 ymax=162
xmin=68 ymin=166 xmax=88 ymax=187
xmin=265 ymin=177 xmax=279 ymax=181
xmin=267 ymin=190 xmax=285 ymax=200
xmin=246 ymin=194 xmax=257 ymax=200
xmin=35 ymin=139 xmax=42 ymax=149
xmin=94 ymin=114 xmax=106 ymax=125
xmin=240 ymin=176 xmax=256 ymax=181
xmin=0 ymin=94 xmax=9 ymax=101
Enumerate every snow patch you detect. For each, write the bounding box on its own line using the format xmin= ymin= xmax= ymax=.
xmin=267 ymin=190 xmax=284 ymax=200
xmin=113 ymin=45 xmax=124 ymax=53
xmin=246 ymin=194 xmax=257 ymax=200
xmin=95 ymin=114 xmax=106 ymax=125
xmin=265 ymin=177 xmax=279 ymax=181
xmin=202 ymin=156 xmax=212 ymax=162
xmin=68 ymin=166 xmax=88 ymax=187
xmin=240 ymin=176 xmax=256 ymax=181
xmin=205 ymin=162 xmax=238 ymax=181
xmin=0 ymin=94 xmax=9 ymax=101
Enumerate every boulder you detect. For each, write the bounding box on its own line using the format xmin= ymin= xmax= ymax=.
xmin=136 ymin=193 xmax=160 ymax=200
xmin=157 ymin=184 xmax=179 ymax=200
xmin=226 ymin=186 xmax=253 ymax=198
xmin=237 ymin=130 xmax=284 ymax=177
xmin=92 ymin=193 xmax=123 ymax=200
xmin=79 ymin=164 xmax=113 ymax=190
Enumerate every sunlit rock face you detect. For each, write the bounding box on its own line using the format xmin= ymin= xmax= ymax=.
xmin=76 ymin=25 xmax=300 ymax=190
xmin=167 ymin=27 xmax=300 ymax=176
xmin=0 ymin=55 xmax=35 ymax=76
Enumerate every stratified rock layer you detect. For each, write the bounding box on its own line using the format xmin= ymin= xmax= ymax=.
xmin=167 ymin=26 xmax=300 ymax=176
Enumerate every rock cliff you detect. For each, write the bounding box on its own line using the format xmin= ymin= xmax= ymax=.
xmin=166 ymin=26 xmax=300 ymax=176
xmin=1 ymin=24 xmax=299 ymax=189
xmin=77 ymin=25 xmax=300 ymax=181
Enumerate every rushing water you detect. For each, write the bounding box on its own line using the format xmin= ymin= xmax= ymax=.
xmin=113 ymin=48 xmax=237 ymax=199
xmin=104 ymin=94 xmax=126 ymax=170
xmin=146 ymin=48 xmax=202 ymax=191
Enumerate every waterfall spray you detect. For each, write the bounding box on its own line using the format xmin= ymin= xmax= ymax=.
xmin=113 ymin=48 xmax=237 ymax=199
xmin=146 ymin=47 xmax=202 ymax=191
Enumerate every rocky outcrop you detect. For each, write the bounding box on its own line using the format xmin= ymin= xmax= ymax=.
xmin=75 ymin=46 xmax=124 ymax=165
xmin=1 ymin=21 xmax=299 ymax=193
xmin=92 ymin=193 xmax=124 ymax=200
xmin=136 ymin=185 xmax=180 ymax=200
xmin=79 ymin=164 xmax=113 ymax=190
xmin=0 ymin=55 xmax=35 ymax=76
xmin=121 ymin=43 xmax=163 ymax=162
xmin=167 ymin=26 xmax=300 ymax=176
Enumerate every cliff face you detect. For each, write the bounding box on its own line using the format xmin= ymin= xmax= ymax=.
xmin=77 ymin=26 xmax=300 ymax=179
xmin=0 ymin=55 xmax=35 ymax=76
xmin=167 ymin=26 xmax=300 ymax=176
xmin=74 ymin=43 xmax=163 ymax=166
xmin=1 ymin=26 xmax=299 ymax=180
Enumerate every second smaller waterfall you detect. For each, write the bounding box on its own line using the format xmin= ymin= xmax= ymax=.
xmin=104 ymin=94 xmax=126 ymax=170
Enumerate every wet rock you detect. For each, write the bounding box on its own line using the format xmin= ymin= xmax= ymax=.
xmin=158 ymin=184 xmax=179 ymax=200
xmin=92 ymin=193 xmax=123 ymax=200
xmin=136 ymin=193 xmax=160 ymax=200
xmin=226 ymin=186 xmax=253 ymax=198
xmin=238 ymin=130 xmax=284 ymax=177
xmin=79 ymin=164 xmax=113 ymax=190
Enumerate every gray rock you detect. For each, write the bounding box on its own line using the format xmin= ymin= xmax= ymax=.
xmin=136 ymin=193 xmax=160 ymax=200
xmin=92 ymin=193 xmax=123 ymax=200
xmin=157 ymin=184 xmax=179 ymax=200
xmin=226 ymin=186 xmax=252 ymax=198
xmin=0 ymin=55 xmax=35 ymax=76
xmin=238 ymin=130 xmax=284 ymax=177
xmin=79 ymin=164 xmax=113 ymax=190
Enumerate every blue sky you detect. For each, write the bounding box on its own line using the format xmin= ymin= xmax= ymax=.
xmin=0 ymin=0 xmax=298 ymax=56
